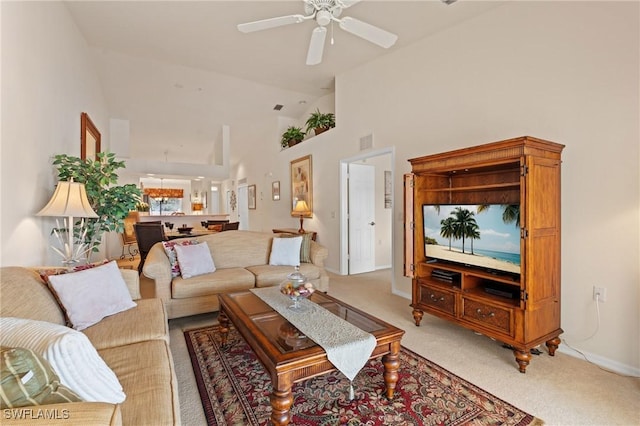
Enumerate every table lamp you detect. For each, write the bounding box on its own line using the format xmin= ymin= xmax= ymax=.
xmin=37 ymin=180 xmax=98 ymax=266
xmin=293 ymin=200 xmax=310 ymax=233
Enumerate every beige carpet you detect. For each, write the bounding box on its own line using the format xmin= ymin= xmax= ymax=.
xmin=161 ymin=270 xmax=639 ymax=426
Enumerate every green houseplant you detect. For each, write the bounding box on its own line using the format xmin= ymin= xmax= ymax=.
xmin=281 ymin=126 xmax=306 ymax=148
xmin=52 ymin=152 xmax=141 ymax=255
xmin=305 ymin=108 xmax=335 ymax=136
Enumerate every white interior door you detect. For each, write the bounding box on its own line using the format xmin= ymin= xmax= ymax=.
xmin=238 ymin=185 xmax=248 ymax=230
xmin=348 ymin=163 xmax=376 ymax=274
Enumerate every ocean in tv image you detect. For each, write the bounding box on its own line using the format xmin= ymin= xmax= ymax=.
xmin=423 ymin=204 xmax=521 ymax=274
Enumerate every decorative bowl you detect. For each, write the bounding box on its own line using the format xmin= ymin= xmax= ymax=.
xmin=280 ymin=268 xmax=314 ymax=311
xmin=177 ymin=227 xmax=193 ymax=234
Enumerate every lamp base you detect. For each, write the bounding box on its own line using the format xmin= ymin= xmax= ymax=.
xmin=298 ymin=216 xmax=305 ymax=234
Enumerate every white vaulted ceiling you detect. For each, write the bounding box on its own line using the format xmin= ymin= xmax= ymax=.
xmin=64 ymin=1 xmax=503 ymax=172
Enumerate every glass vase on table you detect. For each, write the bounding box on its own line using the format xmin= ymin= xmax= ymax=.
xmin=279 ymin=266 xmax=315 ymax=311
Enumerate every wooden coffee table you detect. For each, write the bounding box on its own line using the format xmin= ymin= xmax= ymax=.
xmin=218 ymin=290 xmax=405 ymax=426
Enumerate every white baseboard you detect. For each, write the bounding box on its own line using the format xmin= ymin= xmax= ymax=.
xmin=391 ymin=288 xmax=411 ymax=300
xmin=557 ymin=343 xmax=640 ymax=377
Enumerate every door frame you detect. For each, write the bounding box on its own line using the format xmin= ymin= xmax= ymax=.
xmin=339 ymin=147 xmax=395 ymax=277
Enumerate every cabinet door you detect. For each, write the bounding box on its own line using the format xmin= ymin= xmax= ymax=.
xmin=522 ymin=155 xmax=562 ymax=309
xmin=404 ymin=173 xmax=415 ymax=278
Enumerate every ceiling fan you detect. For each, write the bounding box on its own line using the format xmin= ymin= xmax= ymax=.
xmin=237 ymin=0 xmax=399 ymax=66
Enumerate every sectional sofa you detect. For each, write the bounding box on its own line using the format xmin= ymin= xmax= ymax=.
xmin=0 ymin=265 xmax=180 ymax=425
xmin=142 ymin=230 xmax=329 ymax=319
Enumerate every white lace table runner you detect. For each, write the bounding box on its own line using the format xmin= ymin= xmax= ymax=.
xmin=250 ymin=287 xmax=376 ymax=392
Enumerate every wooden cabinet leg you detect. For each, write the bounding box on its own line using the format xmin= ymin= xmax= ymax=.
xmin=546 ymin=336 xmax=561 ymax=356
xmin=513 ymin=350 xmax=531 ymax=373
xmin=412 ymin=309 xmax=423 ymax=326
xmin=270 ymin=377 xmax=294 ymax=426
xmin=218 ymin=310 xmax=229 ymax=346
xmin=382 ymin=341 xmax=401 ymax=399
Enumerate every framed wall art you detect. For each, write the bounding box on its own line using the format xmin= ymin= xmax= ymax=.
xmin=290 ymin=155 xmax=312 ymax=217
xmin=272 ymin=181 xmax=280 ymax=201
xmin=248 ymin=184 xmax=256 ymax=210
xmin=81 ymin=112 xmax=101 ymax=161
xmin=384 ymin=170 xmax=392 ymax=209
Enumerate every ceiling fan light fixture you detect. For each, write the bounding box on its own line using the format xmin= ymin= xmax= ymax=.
xmin=316 ymin=10 xmax=332 ymax=26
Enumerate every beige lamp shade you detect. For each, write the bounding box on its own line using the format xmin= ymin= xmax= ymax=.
xmin=37 ymin=181 xmax=98 ymax=218
xmin=293 ymin=200 xmax=310 ymax=233
xmin=37 ymin=180 xmax=97 ymax=266
xmin=293 ymin=200 xmax=310 ymax=214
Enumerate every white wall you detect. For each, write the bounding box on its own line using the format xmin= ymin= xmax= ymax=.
xmin=332 ymin=1 xmax=638 ymax=372
xmin=1 ymin=1 xmax=108 ymax=266
xmin=232 ymin=1 xmax=639 ymax=373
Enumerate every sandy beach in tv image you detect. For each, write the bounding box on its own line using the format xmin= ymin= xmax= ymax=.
xmin=426 ymin=244 xmax=520 ymax=274
xmin=423 ymin=204 xmax=521 ymax=274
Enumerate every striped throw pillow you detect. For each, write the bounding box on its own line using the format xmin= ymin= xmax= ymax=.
xmin=278 ymin=233 xmax=312 ymax=263
xmin=0 ymin=346 xmax=82 ymax=408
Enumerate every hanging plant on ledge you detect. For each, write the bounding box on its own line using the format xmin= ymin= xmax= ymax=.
xmin=305 ymin=108 xmax=335 ymax=136
xmin=281 ymin=126 xmax=306 ymax=149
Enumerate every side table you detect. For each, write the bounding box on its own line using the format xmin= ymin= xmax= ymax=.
xmin=272 ymin=228 xmax=317 ymax=241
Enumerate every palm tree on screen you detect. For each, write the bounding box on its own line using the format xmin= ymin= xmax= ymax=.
xmin=452 ymin=207 xmax=477 ymax=254
xmin=477 ymin=204 xmax=520 ymax=227
xmin=440 ymin=217 xmax=455 ymax=250
xmin=468 ymin=222 xmax=480 ymax=254
xmin=501 ymin=204 xmax=520 ymax=227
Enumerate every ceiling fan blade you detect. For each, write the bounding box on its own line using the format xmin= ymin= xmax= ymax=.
xmin=237 ymin=14 xmax=306 ymax=33
xmin=337 ymin=0 xmax=362 ymax=8
xmin=338 ymin=16 xmax=398 ymax=48
xmin=306 ymin=26 xmax=327 ymax=65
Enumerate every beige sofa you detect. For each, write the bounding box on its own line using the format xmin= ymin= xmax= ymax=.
xmin=0 ymin=266 xmax=180 ymax=425
xmin=143 ymin=230 xmax=329 ymax=319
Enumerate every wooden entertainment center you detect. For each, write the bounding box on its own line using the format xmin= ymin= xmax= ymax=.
xmin=405 ymin=136 xmax=564 ymax=373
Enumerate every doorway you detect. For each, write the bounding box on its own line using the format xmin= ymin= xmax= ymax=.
xmin=237 ymin=185 xmax=248 ymax=230
xmin=340 ymin=147 xmax=394 ymax=276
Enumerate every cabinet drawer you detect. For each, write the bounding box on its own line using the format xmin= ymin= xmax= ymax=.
xmin=419 ymin=285 xmax=456 ymax=316
xmin=461 ymin=298 xmax=513 ymax=335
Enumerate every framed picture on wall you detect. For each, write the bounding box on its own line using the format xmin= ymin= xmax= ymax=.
xmin=80 ymin=112 xmax=101 ymax=161
xmin=384 ymin=170 xmax=392 ymax=209
xmin=272 ymin=181 xmax=280 ymax=201
xmin=248 ymin=184 xmax=256 ymax=210
xmin=290 ymin=155 xmax=312 ymax=217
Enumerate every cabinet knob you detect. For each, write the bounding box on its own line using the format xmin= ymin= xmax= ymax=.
xmin=476 ymin=308 xmax=495 ymax=318
xmin=430 ymin=294 xmax=445 ymax=302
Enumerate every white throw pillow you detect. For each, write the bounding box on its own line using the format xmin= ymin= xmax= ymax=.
xmin=162 ymin=239 xmax=199 ymax=277
xmin=174 ymin=243 xmax=216 ymax=279
xmin=47 ymin=261 xmax=137 ymax=331
xmin=269 ymin=236 xmax=303 ymax=266
xmin=0 ymin=317 xmax=126 ymax=404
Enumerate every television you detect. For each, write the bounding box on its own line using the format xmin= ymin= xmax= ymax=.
xmin=422 ymin=204 xmax=521 ymax=276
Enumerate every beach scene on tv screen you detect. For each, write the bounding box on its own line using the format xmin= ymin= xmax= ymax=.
xmin=423 ymin=204 xmax=521 ymax=274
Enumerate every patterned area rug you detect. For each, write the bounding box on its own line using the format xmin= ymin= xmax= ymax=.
xmin=184 ymin=325 xmax=543 ymax=426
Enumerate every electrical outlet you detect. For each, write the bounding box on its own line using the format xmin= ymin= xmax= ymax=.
xmin=593 ymin=286 xmax=607 ymax=303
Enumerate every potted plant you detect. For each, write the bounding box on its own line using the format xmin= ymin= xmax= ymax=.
xmin=52 ymin=152 xmax=142 ymax=257
xmin=281 ymin=126 xmax=306 ymax=148
xmin=305 ymin=108 xmax=335 ymax=136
